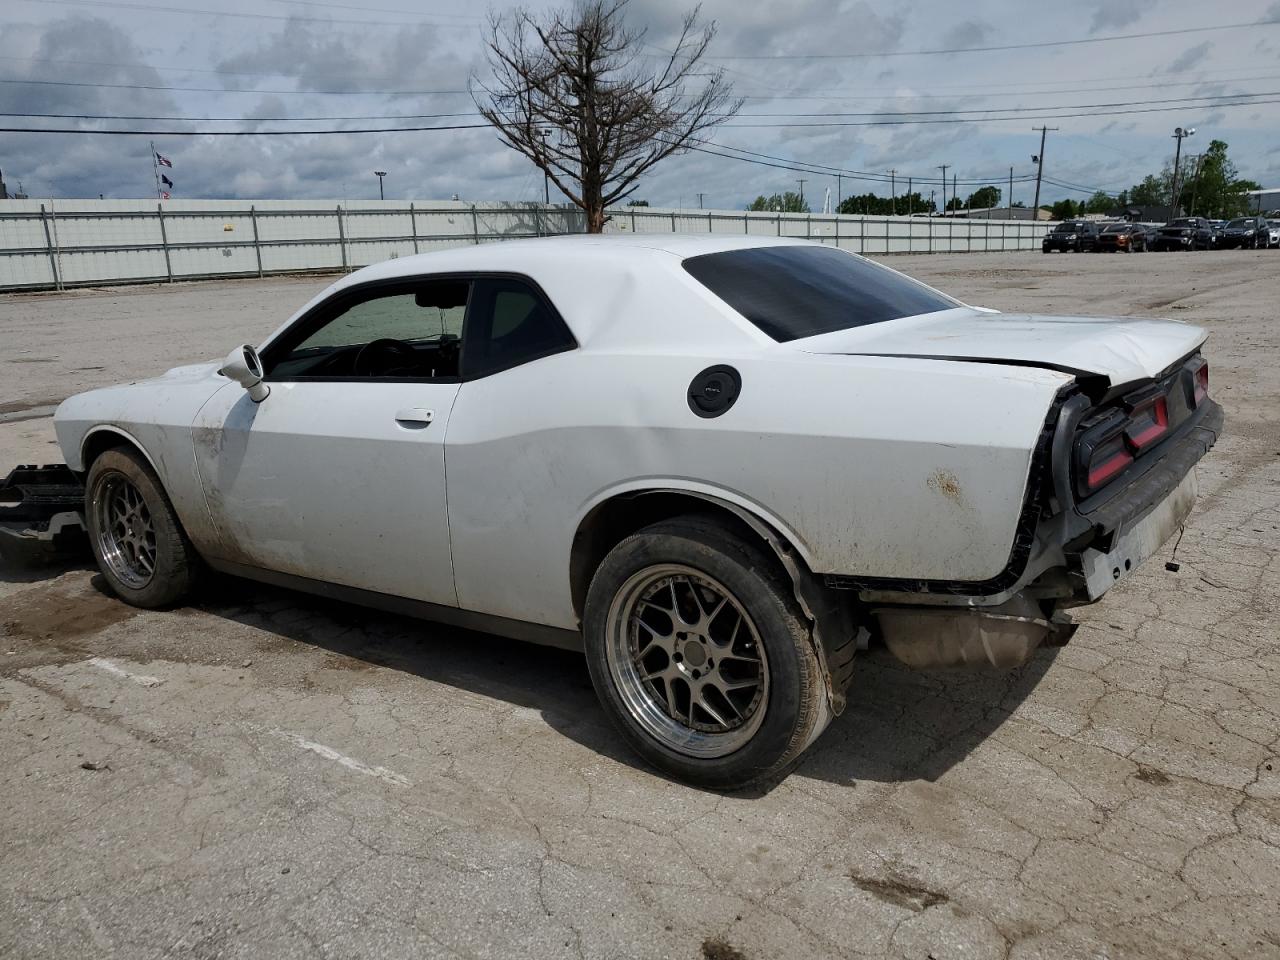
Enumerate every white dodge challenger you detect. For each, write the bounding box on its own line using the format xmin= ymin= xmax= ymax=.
xmin=49 ymin=235 xmax=1221 ymax=787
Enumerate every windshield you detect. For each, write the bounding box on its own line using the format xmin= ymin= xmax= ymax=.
xmin=1054 ymin=222 xmax=1081 ymax=233
xmin=1225 ymin=219 xmax=1253 ymax=229
xmin=1103 ymin=224 xmax=1129 ymax=233
xmin=682 ymin=245 xmax=959 ymax=343
xmin=1167 ymin=219 xmax=1197 ymax=228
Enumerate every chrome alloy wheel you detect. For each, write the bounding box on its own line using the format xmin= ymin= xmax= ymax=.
xmin=92 ymin=473 xmax=157 ymax=590
xmin=604 ymin=564 xmax=770 ymax=759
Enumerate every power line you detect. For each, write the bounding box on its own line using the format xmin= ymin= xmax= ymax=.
xmin=718 ymin=97 xmax=1280 ymax=127
xmin=0 ymin=78 xmax=470 ymax=96
xmin=14 ymin=0 xmax=478 ymax=27
xmin=696 ymin=139 xmax=1036 ymax=187
xmin=8 ymin=94 xmax=1280 ymax=136
xmin=0 ymin=110 xmax=481 ymax=122
xmin=706 ymin=18 xmax=1280 ymax=60
xmin=0 ymin=122 xmax=492 ymax=136
xmin=4 ymin=54 xmax=1278 ymax=102
xmin=724 ymin=72 xmax=1280 ymax=102
xmin=720 ymin=91 xmax=1280 ymax=118
xmin=273 ymin=0 xmax=480 ymax=18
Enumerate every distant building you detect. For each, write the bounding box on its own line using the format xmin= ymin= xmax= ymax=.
xmin=0 ymin=170 xmax=27 ymax=200
xmin=1109 ymin=205 xmax=1181 ymax=223
xmin=936 ymin=206 xmax=1052 ymax=220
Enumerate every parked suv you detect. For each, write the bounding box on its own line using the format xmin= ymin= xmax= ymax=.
xmin=1095 ymin=222 xmax=1148 ymax=253
xmin=1042 ymin=220 xmax=1100 ymax=253
xmin=1151 ymin=217 xmax=1216 ymax=251
xmin=1267 ymin=220 xmax=1280 ymax=248
xmin=1218 ymin=216 xmax=1270 ymax=249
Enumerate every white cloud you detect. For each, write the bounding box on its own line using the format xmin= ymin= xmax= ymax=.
xmin=3 ymin=2 xmax=1278 ymax=206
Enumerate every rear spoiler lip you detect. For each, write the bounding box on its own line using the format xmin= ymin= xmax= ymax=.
xmin=826 ymin=351 xmax=1109 ymax=398
xmin=828 ymin=345 xmax=1207 ymax=405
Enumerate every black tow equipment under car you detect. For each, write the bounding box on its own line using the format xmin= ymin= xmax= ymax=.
xmin=0 ymin=464 xmax=88 ymax=565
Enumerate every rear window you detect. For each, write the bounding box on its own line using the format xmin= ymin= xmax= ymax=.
xmin=681 ymin=245 xmax=957 ymax=342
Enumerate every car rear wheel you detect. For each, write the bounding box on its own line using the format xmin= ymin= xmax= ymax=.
xmin=583 ymin=516 xmax=827 ymax=789
xmin=86 ymin=447 xmax=201 ymax=608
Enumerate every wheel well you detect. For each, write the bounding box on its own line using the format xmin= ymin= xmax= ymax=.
xmin=81 ymin=430 xmax=148 ymax=474
xmin=568 ymin=491 xmax=793 ymax=624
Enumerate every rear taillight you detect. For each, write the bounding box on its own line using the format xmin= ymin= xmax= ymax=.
xmin=1125 ymin=395 xmax=1168 ymax=451
xmin=1074 ymin=386 xmax=1176 ymax=499
xmin=1085 ymin=431 xmax=1133 ymax=492
xmin=1193 ymin=360 xmax=1209 ymax=405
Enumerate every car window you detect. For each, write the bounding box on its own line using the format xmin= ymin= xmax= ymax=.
xmin=461 ymin=277 xmax=576 ymax=379
xmin=267 ymin=280 xmax=469 ymax=380
xmin=682 ymin=245 xmax=958 ymax=343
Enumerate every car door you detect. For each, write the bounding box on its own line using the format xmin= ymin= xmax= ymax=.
xmin=191 ymin=278 xmax=469 ymax=606
xmin=442 ymin=275 xmax=581 ymax=627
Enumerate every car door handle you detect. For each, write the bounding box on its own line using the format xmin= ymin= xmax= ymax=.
xmin=394 ymin=407 xmax=435 ymax=425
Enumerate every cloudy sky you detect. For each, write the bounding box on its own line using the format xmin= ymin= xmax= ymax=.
xmin=3 ymin=0 xmax=1279 ymax=209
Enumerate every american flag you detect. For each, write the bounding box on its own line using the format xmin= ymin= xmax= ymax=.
xmin=156 ymin=152 xmax=173 ymax=168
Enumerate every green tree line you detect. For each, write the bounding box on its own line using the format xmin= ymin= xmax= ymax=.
xmin=744 ymin=139 xmax=1261 ymax=220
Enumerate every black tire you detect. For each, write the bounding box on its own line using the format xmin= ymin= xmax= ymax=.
xmin=583 ymin=515 xmax=827 ymax=790
xmin=86 ymin=447 xmax=201 ymax=608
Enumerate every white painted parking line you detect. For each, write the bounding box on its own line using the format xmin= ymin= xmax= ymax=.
xmin=87 ymin=657 xmax=165 ymax=687
xmin=271 ymin=730 xmax=411 ymax=787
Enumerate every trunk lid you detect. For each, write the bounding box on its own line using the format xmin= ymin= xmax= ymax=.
xmin=796 ymin=307 xmax=1206 ymax=386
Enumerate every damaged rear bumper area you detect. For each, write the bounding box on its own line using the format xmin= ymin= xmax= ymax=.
xmin=862 ymin=395 xmax=1223 ymax=671
xmin=0 ymin=464 xmax=87 ymax=565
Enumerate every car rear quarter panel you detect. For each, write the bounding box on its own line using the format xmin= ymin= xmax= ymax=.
xmin=444 ymin=349 xmax=1070 ymax=630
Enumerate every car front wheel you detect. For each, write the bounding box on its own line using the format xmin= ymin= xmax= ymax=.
xmin=86 ymin=447 xmax=201 ymax=608
xmin=583 ymin=516 xmax=827 ymax=789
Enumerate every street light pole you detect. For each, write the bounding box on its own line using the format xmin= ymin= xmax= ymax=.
xmin=796 ymin=179 xmax=807 ymax=207
xmin=536 ymin=128 xmax=553 ymax=204
xmin=373 ymin=170 xmax=386 ymax=201
xmin=1170 ymin=126 xmax=1195 ymax=215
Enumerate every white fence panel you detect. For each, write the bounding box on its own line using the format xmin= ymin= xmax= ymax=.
xmin=0 ymin=198 xmax=1055 ymax=291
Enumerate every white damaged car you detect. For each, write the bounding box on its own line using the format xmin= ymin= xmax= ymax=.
xmin=49 ymin=235 xmax=1222 ymax=787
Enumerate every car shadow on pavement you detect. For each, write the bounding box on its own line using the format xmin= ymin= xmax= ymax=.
xmin=794 ymin=646 xmax=1061 ymax=788
xmin=189 ymin=573 xmax=1061 ymax=795
xmin=3 ymin=557 xmax=1061 ymax=796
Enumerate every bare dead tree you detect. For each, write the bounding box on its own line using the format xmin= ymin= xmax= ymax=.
xmin=472 ymin=0 xmax=740 ymax=233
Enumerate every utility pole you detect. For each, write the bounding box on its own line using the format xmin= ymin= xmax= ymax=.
xmin=796 ymin=179 xmax=807 ymax=207
xmin=1170 ymin=126 xmax=1196 ymax=215
xmin=953 ymin=174 xmax=957 ymax=216
xmin=374 ymin=170 xmax=386 ymax=201
xmin=836 ymin=174 xmax=842 ymax=208
xmin=697 ymin=192 xmax=705 ymax=209
xmin=889 ymin=169 xmax=896 ymax=215
xmin=1031 ymin=125 xmax=1058 ymax=218
xmin=1188 ymin=153 xmax=1206 ymax=217
xmin=937 ymin=164 xmax=948 ymax=215
xmin=906 ymin=176 xmax=912 ymax=216
xmin=1008 ymin=166 xmax=1014 ymax=217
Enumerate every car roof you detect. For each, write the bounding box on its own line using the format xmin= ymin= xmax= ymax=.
xmin=341 ymin=233 xmax=815 ymax=285
xmin=265 ymin=234 xmax=826 ymax=353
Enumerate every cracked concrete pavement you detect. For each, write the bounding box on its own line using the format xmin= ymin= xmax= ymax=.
xmin=2 ymin=250 xmax=1278 ymax=959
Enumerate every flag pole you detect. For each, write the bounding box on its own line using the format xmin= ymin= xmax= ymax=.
xmin=150 ymin=140 xmax=161 ymax=200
